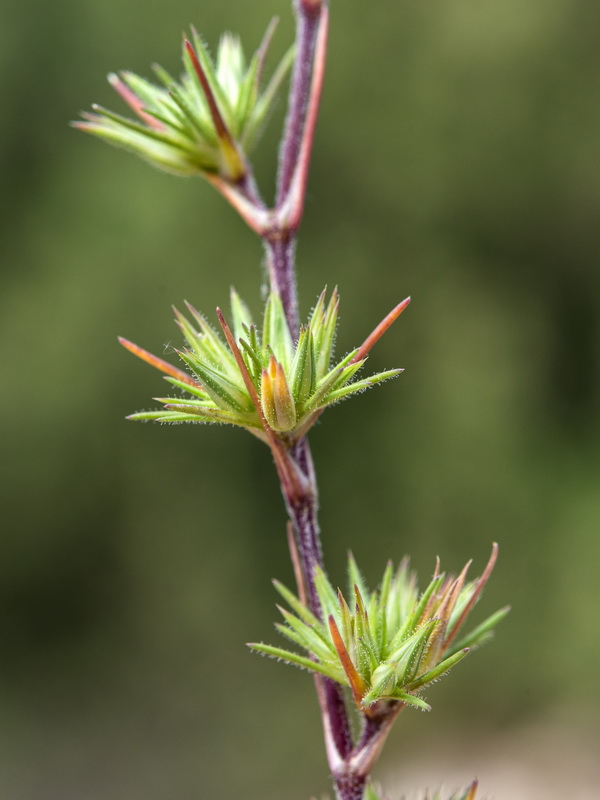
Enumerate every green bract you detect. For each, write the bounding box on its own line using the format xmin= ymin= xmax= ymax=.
xmin=251 ymin=546 xmax=507 ymax=714
xmin=120 ymin=288 xmax=404 ymax=442
xmin=74 ymin=22 xmax=294 ymax=179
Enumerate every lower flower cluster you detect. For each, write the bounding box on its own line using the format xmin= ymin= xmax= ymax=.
xmin=400 ymin=782 xmax=479 ymax=800
xmin=251 ymin=546 xmax=507 ymax=715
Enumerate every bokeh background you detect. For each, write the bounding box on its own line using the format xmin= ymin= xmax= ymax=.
xmin=1 ymin=0 xmax=599 ymax=797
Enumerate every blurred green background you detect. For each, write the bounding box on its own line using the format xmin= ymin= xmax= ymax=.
xmin=1 ymin=0 xmax=599 ymax=797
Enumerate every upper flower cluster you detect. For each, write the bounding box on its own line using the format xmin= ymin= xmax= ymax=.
xmin=120 ymin=288 xmax=407 ymax=443
xmin=251 ymin=546 xmax=507 ymax=715
xmin=74 ymin=22 xmax=293 ymax=180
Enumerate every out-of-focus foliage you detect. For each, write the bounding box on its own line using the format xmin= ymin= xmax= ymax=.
xmin=1 ymin=1 xmax=599 ymax=799
xmin=75 ymin=23 xmax=293 ymax=178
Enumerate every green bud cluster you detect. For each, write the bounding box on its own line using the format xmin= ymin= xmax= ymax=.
xmin=422 ymin=789 xmax=479 ymax=800
xmin=321 ymin=780 xmax=478 ymax=800
xmin=251 ymin=547 xmax=507 ymax=714
xmin=74 ymin=22 xmax=293 ymax=179
xmin=121 ymin=288 xmax=403 ymax=442
xmin=404 ymin=784 xmax=479 ymax=800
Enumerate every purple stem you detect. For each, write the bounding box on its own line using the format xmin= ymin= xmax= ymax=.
xmin=276 ymin=1 xmax=321 ymax=206
xmin=264 ymin=234 xmax=300 ymax=339
xmin=289 ymin=439 xmax=323 ymax=592
xmin=264 ymin=1 xmax=323 ymax=334
xmin=280 ymin=437 xmax=353 ymax=761
xmin=238 ymin=170 xmax=266 ymax=210
xmin=333 ymin=716 xmax=390 ymax=799
xmin=355 ymin=716 xmax=383 ymax=752
xmin=264 ymin=2 xmax=391 ymax=796
xmin=334 ymin=774 xmax=368 ymax=800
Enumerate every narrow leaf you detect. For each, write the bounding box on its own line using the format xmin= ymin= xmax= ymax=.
xmin=313 ymin=566 xmax=340 ymax=623
xmin=347 ymin=553 xmax=369 ymax=607
xmin=353 ymin=297 xmax=411 ymax=364
xmin=118 ymin=336 xmax=200 ymax=388
xmin=176 ymin=351 xmax=250 ymax=412
xmin=316 ymin=287 xmax=339 ymax=375
xmin=328 ymin=615 xmax=367 ymax=707
xmin=290 ymin=326 xmax=316 ymax=408
xmin=248 ymin=643 xmax=343 ymax=682
xmin=273 ymin=580 xmax=320 ymax=627
xmin=163 ymin=376 xmax=210 ymax=400
xmin=323 ymin=369 xmax=404 ymax=405
xmin=230 ymin=288 xmax=254 ymax=344
xmin=390 ymin=691 xmax=431 ymax=712
xmin=448 ymin=606 xmax=510 ymax=655
xmin=407 ymin=647 xmax=470 ymax=691
xmin=262 ymin=291 xmax=294 ymax=371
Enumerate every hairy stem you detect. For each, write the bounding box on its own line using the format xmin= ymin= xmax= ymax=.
xmin=268 ymin=0 xmax=327 ymax=610
xmin=277 ymin=0 xmax=322 ymax=205
xmin=265 ymin=2 xmax=393 ymax=798
xmin=264 ymin=234 xmax=299 ymax=339
xmin=278 ymin=437 xmax=354 ymax=761
xmin=334 ymin=774 xmax=367 ymax=800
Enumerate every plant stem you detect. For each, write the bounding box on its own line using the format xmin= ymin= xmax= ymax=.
xmin=264 ymin=233 xmax=299 ymax=338
xmin=265 ymin=2 xmax=389 ymax=798
xmin=281 ymin=437 xmax=354 ymax=764
xmin=267 ymin=0 xmax=326 ymax=609
xmin=277 ymin=0 xmax=322 ymax=206
xmin=265 ymin=0 xmax=329 ymax=336
xmin=334 ymin=774 xmax=368 ymax=800
xmin=260 ymin=2 xmax=396 ymax=797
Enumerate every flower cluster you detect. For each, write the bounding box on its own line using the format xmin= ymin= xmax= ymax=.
xmin=362 ymin=782 xmax=479 ymax=800
xmin=74 ymin=21 xmax=293 ymax=180
xmin=251 ymin=546 xmax=507 ymax=714
xmin=120 ymin=288 xmax=407 ymax=443
xmin=421 ymin=788 xmax=479 ymax=800
xmin=314 ymin=779 xmax=479 ymax=800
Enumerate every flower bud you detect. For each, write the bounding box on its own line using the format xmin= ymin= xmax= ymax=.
xmin=261 ymin=356 xmax=297 ymax=432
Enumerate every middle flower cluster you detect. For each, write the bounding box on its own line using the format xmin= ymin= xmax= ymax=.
xmin=122 ymin=288 xmax=404 ymax=442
